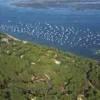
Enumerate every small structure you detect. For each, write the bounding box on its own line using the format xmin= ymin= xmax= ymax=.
xmin=31 ymin=62 xmax=36 ymax=65
xmin=20 ymin=55 xmax=24 ymax=59
xmin=77 ymin=94 xmax=85 ymax=100
xmin=54 ymin=59 xmax=61 ymax=65
xmin=22 ymin=40 xmax=28 ymax=44
xmin=31 ymin=97 xmax=37 ymax=100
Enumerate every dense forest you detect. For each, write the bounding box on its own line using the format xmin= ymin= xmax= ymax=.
xmin=0 ymin=33 xmax=100 ymax=100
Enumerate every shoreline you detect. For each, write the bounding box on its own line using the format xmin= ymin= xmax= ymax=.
xmin=0 ymin=32 xmax=99 ymax=61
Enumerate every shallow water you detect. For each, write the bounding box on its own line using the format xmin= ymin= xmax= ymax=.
xmin=0 ymin=0 xmax=100 ymax=60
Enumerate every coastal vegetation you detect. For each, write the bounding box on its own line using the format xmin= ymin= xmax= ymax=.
xmin=0 ymin=33 xmax=100 ymax=100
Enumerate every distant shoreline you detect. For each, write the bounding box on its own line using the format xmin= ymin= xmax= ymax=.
xmin=0 ymin=32 xmax=99 ymax=61
xmin=12 ymin=1 xmax=100 ymax=10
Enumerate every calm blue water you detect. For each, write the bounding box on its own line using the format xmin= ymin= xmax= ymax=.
xmin=0 ymin=0 xmax=100 ymax=60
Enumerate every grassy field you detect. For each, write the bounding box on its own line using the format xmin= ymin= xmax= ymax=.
xmin=0 ymin=33 xmax=100 ymax=100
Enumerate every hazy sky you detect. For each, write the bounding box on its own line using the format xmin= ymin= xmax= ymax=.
xmin=0 ymin=0 xmax=99 ymax=2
